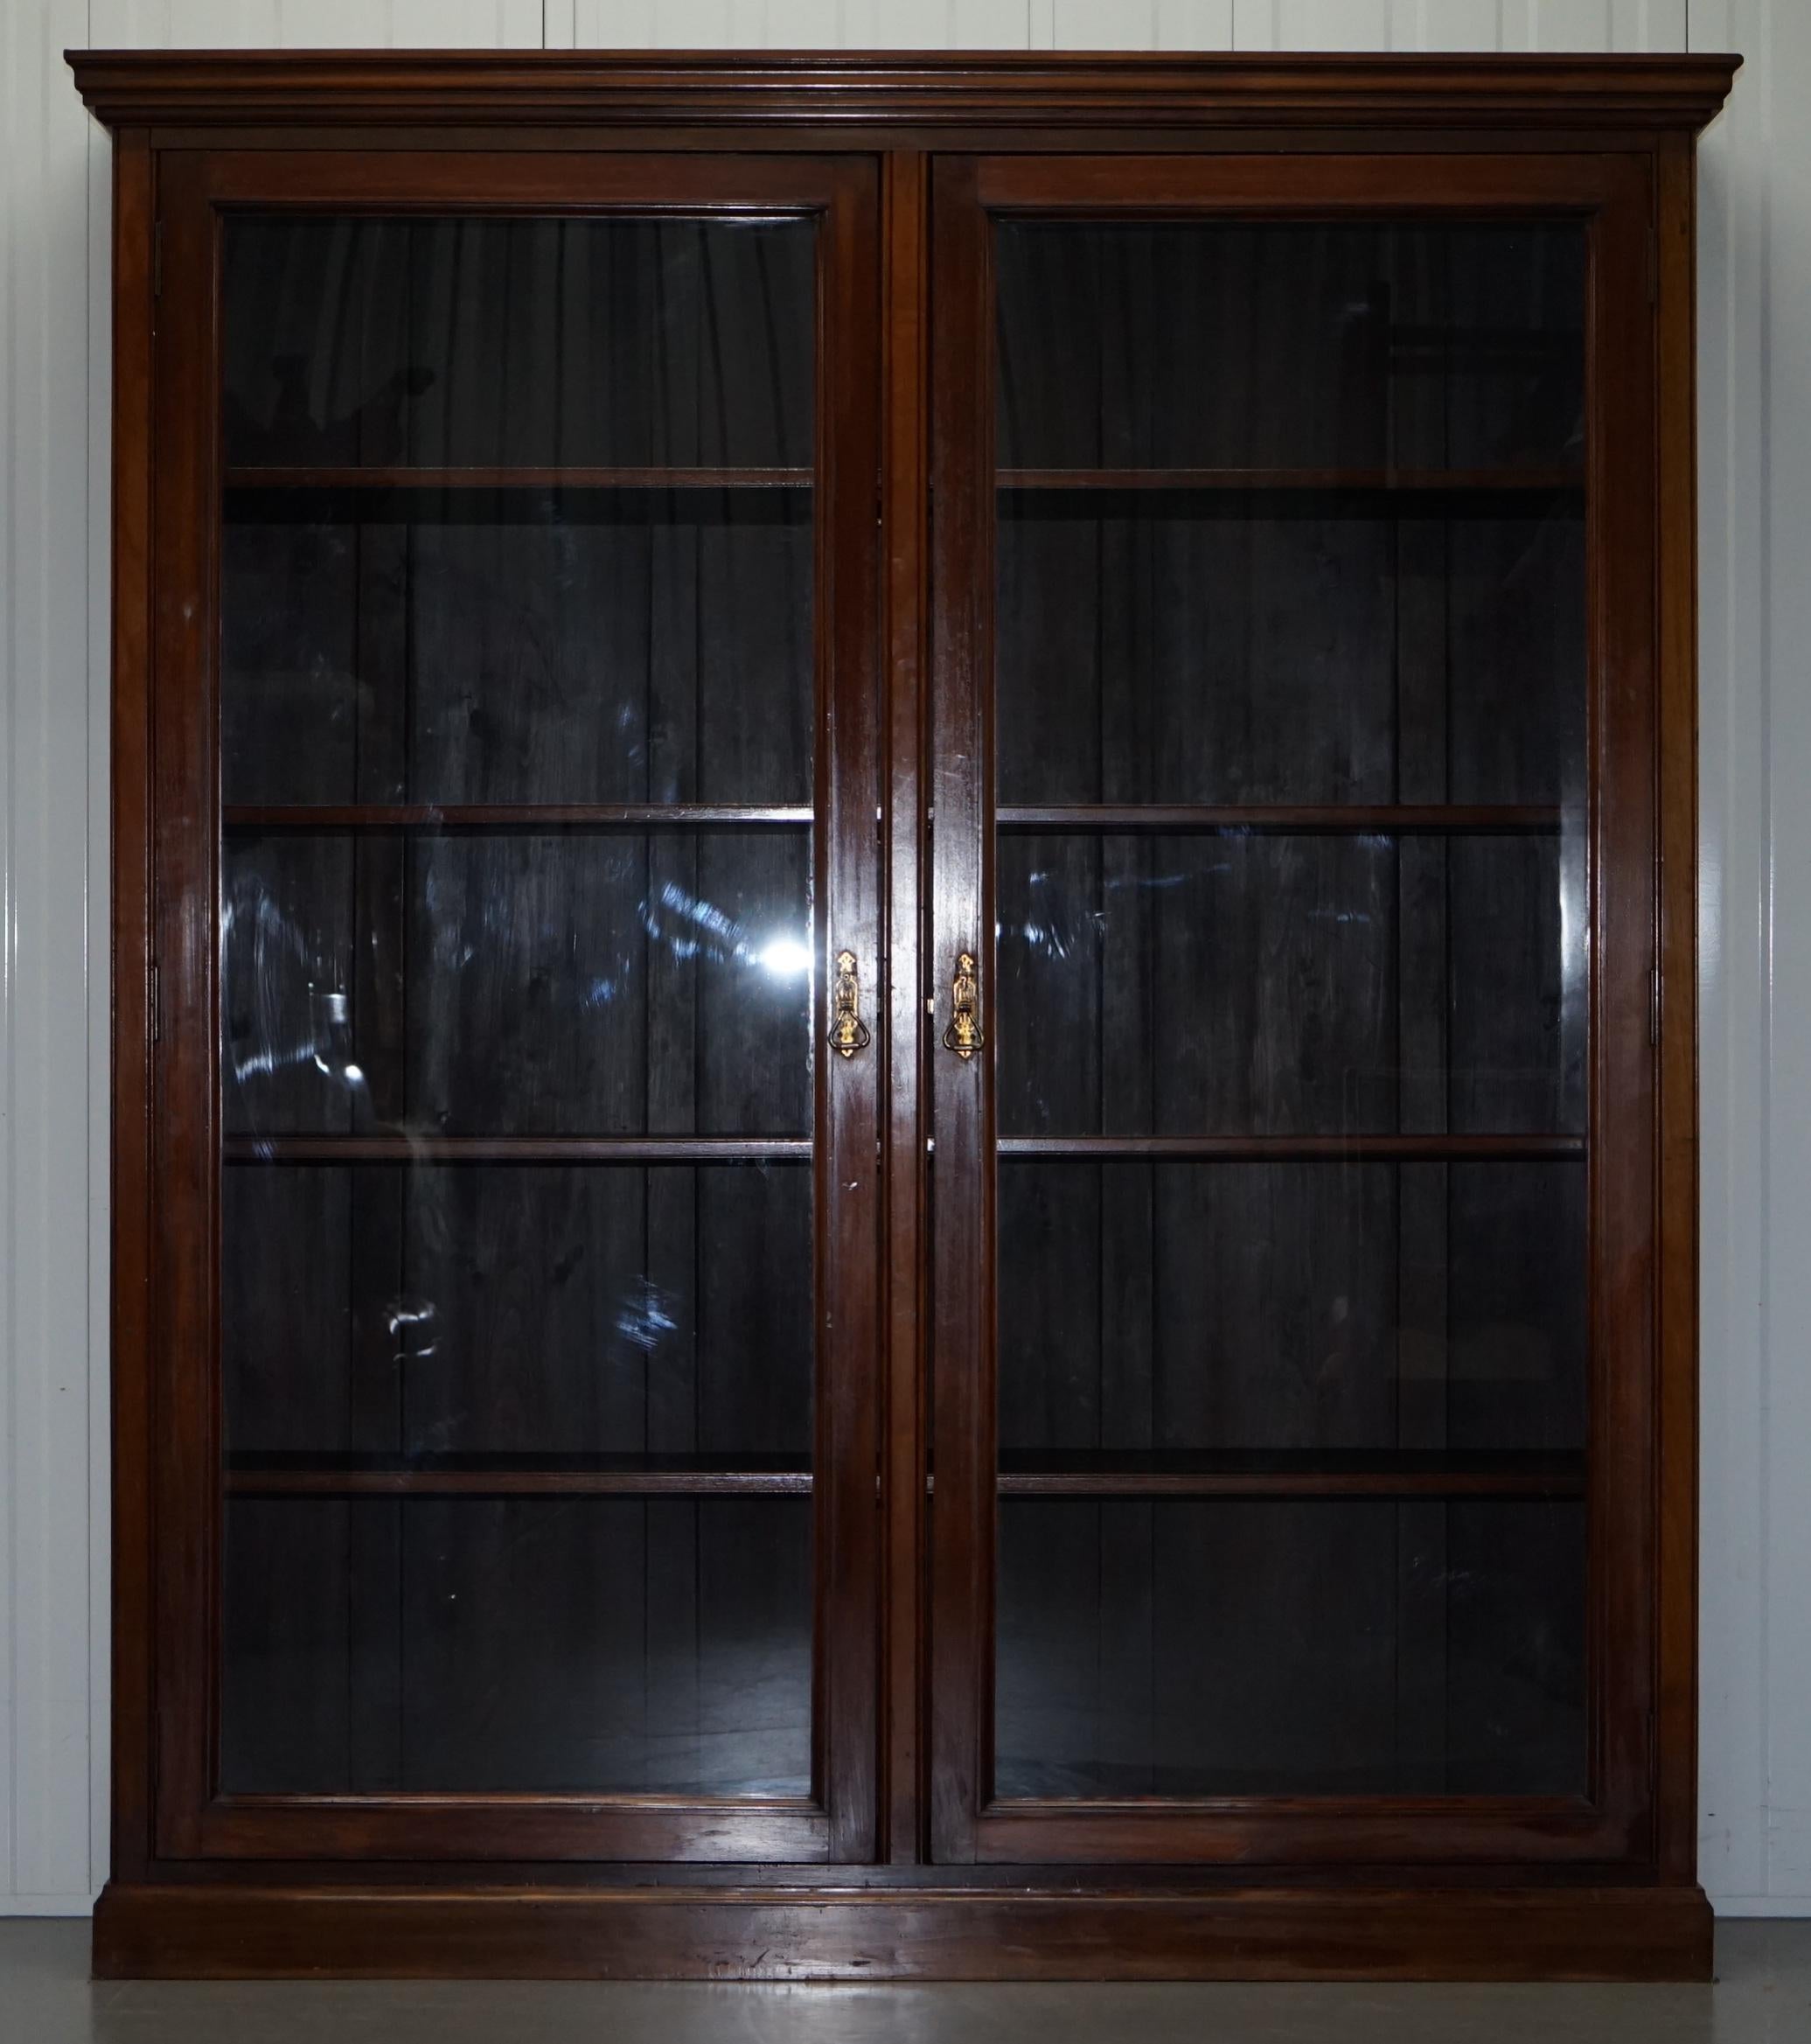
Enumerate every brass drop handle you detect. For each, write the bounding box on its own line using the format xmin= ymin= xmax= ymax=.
xmin=828 ymin=948 xmax=871 ymax=1058
xmin=944 ymin=950 xmax=984 ymax=1060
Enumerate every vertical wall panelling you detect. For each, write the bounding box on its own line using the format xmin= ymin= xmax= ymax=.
xmin=1692 ymin=0 xmax=1772 ymax=1915
xmin=3 ymin=0 xmax=98 ymax=1914
xmin=1501 ymin=0 xmax=1688 ymax=51
xmin=1703 ymin=0 xmax=1811 ymax=1915
xmin=1389 ymin=0 xmax=1501 ymax=51
xmin=1759 ymin=0 xmax=1811 ymax=1910
xmin=83 ymin=0 xmax=280 ymax=44
xmin=571 ymin=1 xmax=740 ymax=45
xmin=0 ymin=0 xmax=1795 ymax=1918
xmin=1227 ymin=1 xmax=1690 ymax=52
xmin=1235 ymin=1 xmax=1394 ymax=50
xmin=1154 ymin=0 xmax=1235 ymax=45
xmin=87 ymin=1 xmax=543 ymax=47
xmin=380 ymin=1 xmax=543 ymax=41
xmin=1050 ymin=1 xmax=1156 ymax=49
xmin=82 ymin=54 xmax=113 ymax=1912
xmin=568 ymin=3 xmax=1034 ymax=47
xmin=567 ymin=0 xmax=654 ymax=42
xmin=1 ymin=3 xmax=12 ymax=1913
xmin=837 ymin=1 xmax=1031 ymax=43
xmin=1051 ymin=1 xmax=1234 ymax=51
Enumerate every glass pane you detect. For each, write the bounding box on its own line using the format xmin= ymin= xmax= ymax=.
xmin=224 ymin=1165 xmax=812 ymax=1462
xmin=998 ymin=507 xmax=1584 ymax=810
xmin=220 ymin=214 xmax=813 ymax=811
xmin=222 ymin=1497 xmax=811 ymax=1796
xmin=998 ymin=833 xmax=1583 ymax=1138
xmin=997 ymin=1500 xmax=1585 ymax=1797
xmin=222 ymin=829 xmax=811 ymax=1138
xmin=999 ymin=1162 xmax=1585 ymax=1458
xmin=216 ymin=213 xmax=819 ymax=1801
xmin=991 ymin=220 xmax=1589 ymax=1802
xmin=223 ymin=216 xmax=813 ymax=471
xmin=221 ymin=490 xmax=811 ymax=808
xmin=997 ymin=222 xmax=1582 ymax=473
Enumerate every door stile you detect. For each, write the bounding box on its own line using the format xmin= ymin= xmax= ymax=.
xmin=880 ymin=145 xmax=933 ymax=1867
xmin=927 ymin=154 xmax=995 ymax=1867
xmin=816 ymin=154 xmax=886 ymax=1866
xmin=1579 ymin=154 xmax=1663 ymax=1847
xmin=150 ymin=148 xmax=226 ymax=1862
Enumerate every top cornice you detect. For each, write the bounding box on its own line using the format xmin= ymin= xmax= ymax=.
xmin=66 ymin=49 xmax=1740 ymax=136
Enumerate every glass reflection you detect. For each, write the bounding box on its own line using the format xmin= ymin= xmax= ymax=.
xmin=224 ymin=1165 xmax=814 ymax=1461
xmin=221 ymin=830 xmax=812 ymax=1140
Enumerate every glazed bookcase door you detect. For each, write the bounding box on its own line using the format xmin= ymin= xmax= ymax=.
xmin=149 ymin=150 xmax=881 ymax=1863
xmin=928 ymin=153 xmax=1661 ymax=1867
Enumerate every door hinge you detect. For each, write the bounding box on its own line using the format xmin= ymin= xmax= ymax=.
xmin=1650 ymin=963 xmax=1661 ymax=1045
xmin=150 ymin=962 xmax=160 ymax=1044
xmin=153 ymin=220 xmax=163 ymax=301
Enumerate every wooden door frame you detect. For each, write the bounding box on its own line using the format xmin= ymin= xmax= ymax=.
xmin=142 ymin=143 xmax=883 ymax=1866
xmin=926 ymin=146 xmax=1674 ymax=1870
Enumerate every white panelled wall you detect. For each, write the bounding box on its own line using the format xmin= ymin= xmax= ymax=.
xmin=0 ymin=0 xmax=1796 ymax=1915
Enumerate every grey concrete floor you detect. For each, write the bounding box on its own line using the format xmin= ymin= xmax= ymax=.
xmin=3 ymin=1917 xmax=1809 ymax=2043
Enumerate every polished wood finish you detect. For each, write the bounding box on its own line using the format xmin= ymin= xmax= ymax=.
xmin=224 ymin=804 xmax=815 ymax=828
xmin=66 ymin=49 xmax=1738 ymax=136
xmin=997 ymin=804 xmax=1567 ymax=832
xmin=990 ymin=1452 xmax=1585 ymax=1499
xmin=927 ymin=139 xmax=1669 ymax=1881
xmin=225 ymin=464 xmax=811 ymax=488
xmin=225 ymin=1449 xmax=1579 ymax=1502
xmin=1654 ymin=132 xmax=1704 ymax=1891
xmin=880 ymin=145 xmax=931 ymax=1870
xmin=92 ymin=1880 xmax=1713 ymax=1983
xmin=108 ymin=123 xmax=157 ymax=1897
xmin=147 ymin=143 xmax=881 ymax=1871
xmin=222 ymin=1135 xmax=812 ymax=1162
xmin=78 ymin=48 xmax=1730 ymax=1981
xmin=928 ymin=148 xmax=993 ymax=1878
xmin=998 ymin=465 xmax=1581 ymax=490
xmin=226 ymin=1459 xmax=817 ymax=1497
xmin=998 ymin=1134 xmax=1584 ymax=1161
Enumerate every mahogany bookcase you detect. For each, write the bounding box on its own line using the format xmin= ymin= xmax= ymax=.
xmin=69 ymin=48 xmax=1735 ymax=1980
